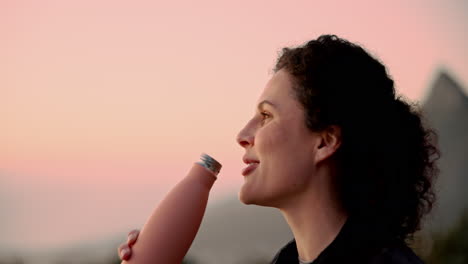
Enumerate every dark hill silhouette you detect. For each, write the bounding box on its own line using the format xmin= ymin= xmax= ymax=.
xmin=422 ymin=70 xmax=468 ymax=231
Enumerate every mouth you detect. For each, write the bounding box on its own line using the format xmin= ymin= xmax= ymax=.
xmin=242 ymin=158 xmax=260 ymax=176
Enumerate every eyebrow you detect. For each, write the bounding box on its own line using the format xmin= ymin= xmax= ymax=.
xmin=257 ymin=100 xmax=276 ymax=111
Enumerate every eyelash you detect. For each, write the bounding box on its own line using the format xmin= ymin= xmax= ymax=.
xmin=260 ymin=111 xmax=271 ymax=124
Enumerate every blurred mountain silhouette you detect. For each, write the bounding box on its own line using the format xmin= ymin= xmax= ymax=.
xmin=422 ymin=70 xmax=468 ymax=231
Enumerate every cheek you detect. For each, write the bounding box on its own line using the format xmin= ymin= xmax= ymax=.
xmin=256 ymin=123 xmax=289 ymax=154
xmin=256 ymin=125 xmax=300 ymax=178
xmin=258 ymin=123 xmax=315 ymax=178
xmin=257 ymin=125 xmax=305 ymax=172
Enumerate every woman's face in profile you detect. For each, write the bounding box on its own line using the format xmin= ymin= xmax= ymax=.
xmin=236 ymin=69 xmax=322 ymax=208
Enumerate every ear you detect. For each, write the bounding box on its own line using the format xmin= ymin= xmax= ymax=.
xmin=314 ymin=125 xmax=342 ymax=164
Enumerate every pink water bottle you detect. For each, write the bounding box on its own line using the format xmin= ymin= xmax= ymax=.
xmin=122 ymin=153 xmax=222 ymax=264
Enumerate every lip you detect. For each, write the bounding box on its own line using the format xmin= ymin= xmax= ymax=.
xmin=242 ymin=156 xmax=260 ymax=165
xmin=242 ymin=155 xmax=260 ymax=176
xmin=242 ymin=162 xmax=259 ymax=176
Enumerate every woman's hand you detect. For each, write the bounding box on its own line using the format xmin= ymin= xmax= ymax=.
xmin=118 ymin=229 xmax=140 ymax=261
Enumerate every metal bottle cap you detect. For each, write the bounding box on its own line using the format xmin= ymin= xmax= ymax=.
xmin=196 ymin=153 xmax=222 ymax=177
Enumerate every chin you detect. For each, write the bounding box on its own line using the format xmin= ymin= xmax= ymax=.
xmin=238 ymin=187 xmax=264 ymax=205
xmin=238 ymin=189 xmax=254 ymax=205
xmin=238 ymin=189 xmax=277 ymax=207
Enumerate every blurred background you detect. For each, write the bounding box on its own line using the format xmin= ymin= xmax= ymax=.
xmin=1 ymin=0 xmax=467 ymax=263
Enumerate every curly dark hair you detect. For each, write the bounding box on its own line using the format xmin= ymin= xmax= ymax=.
xmin=274 ymin=35 xmax=440 ymax=245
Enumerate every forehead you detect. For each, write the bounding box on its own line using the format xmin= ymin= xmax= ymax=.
xmin=257 ymin=69 xmax=296 ymax=106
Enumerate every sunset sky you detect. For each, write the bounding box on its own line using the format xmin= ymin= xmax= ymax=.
xmin=1 ymin=0 xmax=467 ymax=251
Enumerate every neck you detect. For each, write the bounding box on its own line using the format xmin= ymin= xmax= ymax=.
xmin=278 ymin=166 xmax=348 ymax=262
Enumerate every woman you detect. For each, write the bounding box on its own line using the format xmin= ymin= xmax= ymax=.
xmin=118 ymin=35 xmax=439 ymax=263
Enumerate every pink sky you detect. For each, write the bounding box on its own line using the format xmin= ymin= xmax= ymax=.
xmin=1 ymin=0 xmax=467 ymax=250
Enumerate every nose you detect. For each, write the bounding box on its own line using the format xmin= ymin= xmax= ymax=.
xmin=236 ymin=122 xmax=254 ymax=148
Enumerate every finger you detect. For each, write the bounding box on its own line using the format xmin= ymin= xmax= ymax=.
xmin=118 ymin=243 xmax=125 ymax=256
xmin=127 ymin=229 xmax=140 ymax=246
xmin=118 ymin=244 xmax=131 ymax=260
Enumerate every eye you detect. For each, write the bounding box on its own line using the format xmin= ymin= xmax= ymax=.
xmin=260 ymin=111 xmax=271 ymax=124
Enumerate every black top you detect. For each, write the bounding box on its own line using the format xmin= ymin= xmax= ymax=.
xmin=270 ymin=217 xmax=424 ymax=264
